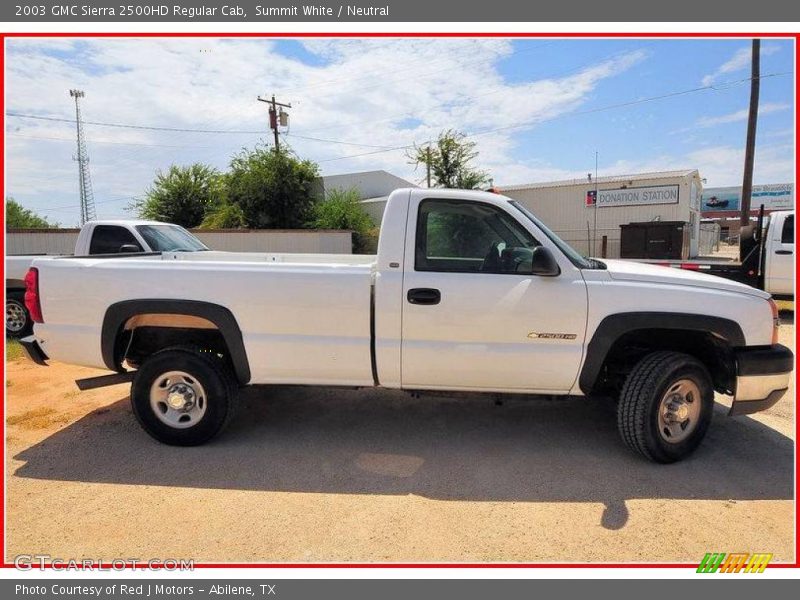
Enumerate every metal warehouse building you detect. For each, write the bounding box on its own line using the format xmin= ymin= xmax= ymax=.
xmin=498 ymin=169 xmax=704 ymax=259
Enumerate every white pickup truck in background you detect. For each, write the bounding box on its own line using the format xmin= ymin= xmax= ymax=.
xmin=6 ymin=220 xmax=210 ymax=337
xmin=642 ymin=210 xmax=794 ymax=298
xmin=19 ymin=188 xmax=794 ymax=462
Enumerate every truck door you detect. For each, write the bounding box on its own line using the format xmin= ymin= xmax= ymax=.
xmin=766 ymin=213 xmax=794 ymax=296
xmin=400 ymin=196 xmax=588 ymax=393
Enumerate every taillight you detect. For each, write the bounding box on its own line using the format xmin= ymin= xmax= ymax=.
xmin=768 ymin=298 xmax=779 ymax=345
xmin=24 ymin=267 xmax=44 ymax=323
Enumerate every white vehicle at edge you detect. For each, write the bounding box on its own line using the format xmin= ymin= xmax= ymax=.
xmin=19 ymin=188 xmax=794 ymax=463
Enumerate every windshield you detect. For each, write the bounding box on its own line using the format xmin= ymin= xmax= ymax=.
xmin=135 ymin=225 xmax=209 ymax=252
xmin=508 ymin=201 xmax=593 ymax=269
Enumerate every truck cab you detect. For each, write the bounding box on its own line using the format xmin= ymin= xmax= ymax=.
xmin=70 ymin=220 xmax=209 ymax=256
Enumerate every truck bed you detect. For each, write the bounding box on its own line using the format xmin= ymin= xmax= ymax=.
xmin=34 ymin=252 xmax=378 ymax=386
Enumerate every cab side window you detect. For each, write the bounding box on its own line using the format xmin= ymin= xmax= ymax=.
xmin=415 ymin=199 xmax=538 ymax=273
xmin=781 ymin=215 xmax=794 ymax=244
xmin=89 ymin=226 xmax=143 ymax=254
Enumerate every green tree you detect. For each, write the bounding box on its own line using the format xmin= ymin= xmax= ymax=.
xmin=410 ymin=129 xmax=490 ymax=189
xmin=134 ymin=163 xmax=222 ymax=228
xmin=227 ymin=146 xmax=320 ymax=229
xmin=5 ymin=198 xmax=57 ymax=229
xmin=311 ymin=187 xmax=377 ymax=253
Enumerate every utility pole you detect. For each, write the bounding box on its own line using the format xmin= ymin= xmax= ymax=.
xmin=740 ymin=39 xmax=760 ymax=227
xmin=70 ymin=89 xmax=96 ymax=225
xmin=257 ymin=94 xmax=291 ymax=151
xmin=593 ymin=151 xmax=599 ymax=256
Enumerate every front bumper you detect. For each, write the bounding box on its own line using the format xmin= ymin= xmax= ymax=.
xmin=18 ymin=335 xmax=49 ymax=366
xmin=730 ymin=344 xmax=793 ymax=416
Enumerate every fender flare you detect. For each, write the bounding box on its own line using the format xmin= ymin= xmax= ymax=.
xmin=579 ymin=312 xmax=745 ymax=394
xmin=101 ymin=299 xmax=251 ymax=384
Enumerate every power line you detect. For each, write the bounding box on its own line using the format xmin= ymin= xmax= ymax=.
xmin=7 ymin=133 xmax=219 ymax=149
xmin=286 ymin=132 xmax=399 ymax=149
xmin=6 ymin=112 xmax=404 ymax=149
xmin=23 ymin=194 xmax=140 ymax=213
xmin=6 ymin=112 xmax=266 ymax=134
xmin=6 ymin=71 xmax=792 ymax=169
xmin=7 ymin=114 xmax=399 ymax=149
xmin=318 ymin=71 xmax=792 ymax=163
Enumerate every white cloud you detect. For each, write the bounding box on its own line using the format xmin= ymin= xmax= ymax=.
xmin=695 ymin=102 xmax=790 ymax=128
xmin=701 ymin=44 xmax=780 ymax=87
xmin=5 ymin=38 xmax=647 ymax=224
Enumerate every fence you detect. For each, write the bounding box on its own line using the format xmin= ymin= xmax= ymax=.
xmin=698 ymin=222 xmax=721 ymax=256
xmin=6 ymin=228 xmax=353 ymax=255
xmin=554 ymin=227 xmax=621 ymax=258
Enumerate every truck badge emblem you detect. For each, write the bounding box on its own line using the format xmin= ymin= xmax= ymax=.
xmin=527 ymin=332 xmax=577 ymax=340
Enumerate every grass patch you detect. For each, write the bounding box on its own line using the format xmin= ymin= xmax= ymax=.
xmin=7 ymin=406 xmax=71 ymax=430
xmin=6 ymin=339 xmax=24 ymax=362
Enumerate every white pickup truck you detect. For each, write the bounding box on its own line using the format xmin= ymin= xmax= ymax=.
xmin=19 ymin=188 xmax=793 ymax=462
xmin=6 ymin=219 xmax=210 ymax=337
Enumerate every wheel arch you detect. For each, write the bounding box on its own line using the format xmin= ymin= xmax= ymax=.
xmin=579 ymin=312 xmax=745 ymax=395
xmin=101 ymin=299 xmax=251 ymax=385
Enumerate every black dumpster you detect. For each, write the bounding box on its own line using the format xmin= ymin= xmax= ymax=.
xmin=620 ymin=221 xmax=689 ymax=260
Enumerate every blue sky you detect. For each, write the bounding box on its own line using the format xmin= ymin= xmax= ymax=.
xmin=4 ymin=37 xmax=795 ymax=226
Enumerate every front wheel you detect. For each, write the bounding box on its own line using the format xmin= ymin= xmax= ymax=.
xmin=617 ymin=351 xmax=713 ymax=463
xmin=131 ymin=347 xmax=238 ymax=446
xmin=6 ymin=293 xmax=32 ymax=338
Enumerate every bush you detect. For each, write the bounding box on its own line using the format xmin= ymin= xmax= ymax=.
xmin=6 ymin=198 xmax=57 ymax=229
xmin=200 ymin=201 xmax=246 ymax=229
xmin=135 ymin=164 xmax=222 ymax=228
xmin=311 ymin=188 xmax=376 ymax=253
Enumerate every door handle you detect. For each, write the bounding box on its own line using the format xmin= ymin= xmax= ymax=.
xmin=775 ymin=250 xmax=793 ymax=255
xmin=407 ymin=288 xmax=441 ymax=305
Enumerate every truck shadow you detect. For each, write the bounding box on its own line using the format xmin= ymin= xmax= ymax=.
xmin=12 ymin=386 xmax=793 ymax=530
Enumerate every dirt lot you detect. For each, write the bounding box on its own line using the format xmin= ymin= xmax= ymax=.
xmin=5 ymin=314 xmax=795 ymax=564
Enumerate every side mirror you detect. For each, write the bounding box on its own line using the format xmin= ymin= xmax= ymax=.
xmin=530 ymin=246 xmax=560 ymax=277
xmin=118 ymin=244 xmax=141 ymax=253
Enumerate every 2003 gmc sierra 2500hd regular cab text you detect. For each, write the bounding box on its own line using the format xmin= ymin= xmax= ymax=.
xmin=19 ymin=188 xmax=794 ymax=463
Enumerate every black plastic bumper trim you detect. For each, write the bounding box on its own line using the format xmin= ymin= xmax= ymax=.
xmin=735 ymin=344 xmax=794 ymax=376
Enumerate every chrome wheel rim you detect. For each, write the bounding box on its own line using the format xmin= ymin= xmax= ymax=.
xmin=149 ymin=371 xmax=207 ymax=429
xmin=657 ymin=379 xmax=702 ymax=443
xmin=6 ymin=302 xmax=27 ymax=333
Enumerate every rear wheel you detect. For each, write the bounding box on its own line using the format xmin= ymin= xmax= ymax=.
xmin=6 ymin=293 xmax=32 ymax=338
xmin=131 ymin=347 xmax=238 ymax=446
xmin=617 ymin=351 xmax=713 ymax=463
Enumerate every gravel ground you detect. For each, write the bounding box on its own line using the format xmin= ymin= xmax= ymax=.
xmin=5 ymin=314 xmax=795 ymax=564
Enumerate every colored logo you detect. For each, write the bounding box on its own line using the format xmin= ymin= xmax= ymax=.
xmin=696 ymin=552 xmax=772 ymax=573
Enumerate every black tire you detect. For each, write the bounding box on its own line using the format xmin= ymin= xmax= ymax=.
xmin=6 ymin=293 xmax=33 ymax=339
xmin=130 ymin=347 xmax=238 ymax=446
xmin=617 ymin=351 xmax=713 ymax=463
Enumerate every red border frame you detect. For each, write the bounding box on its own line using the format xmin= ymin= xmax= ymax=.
xmin=1 ymin=29 xmax=797 ymax=571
